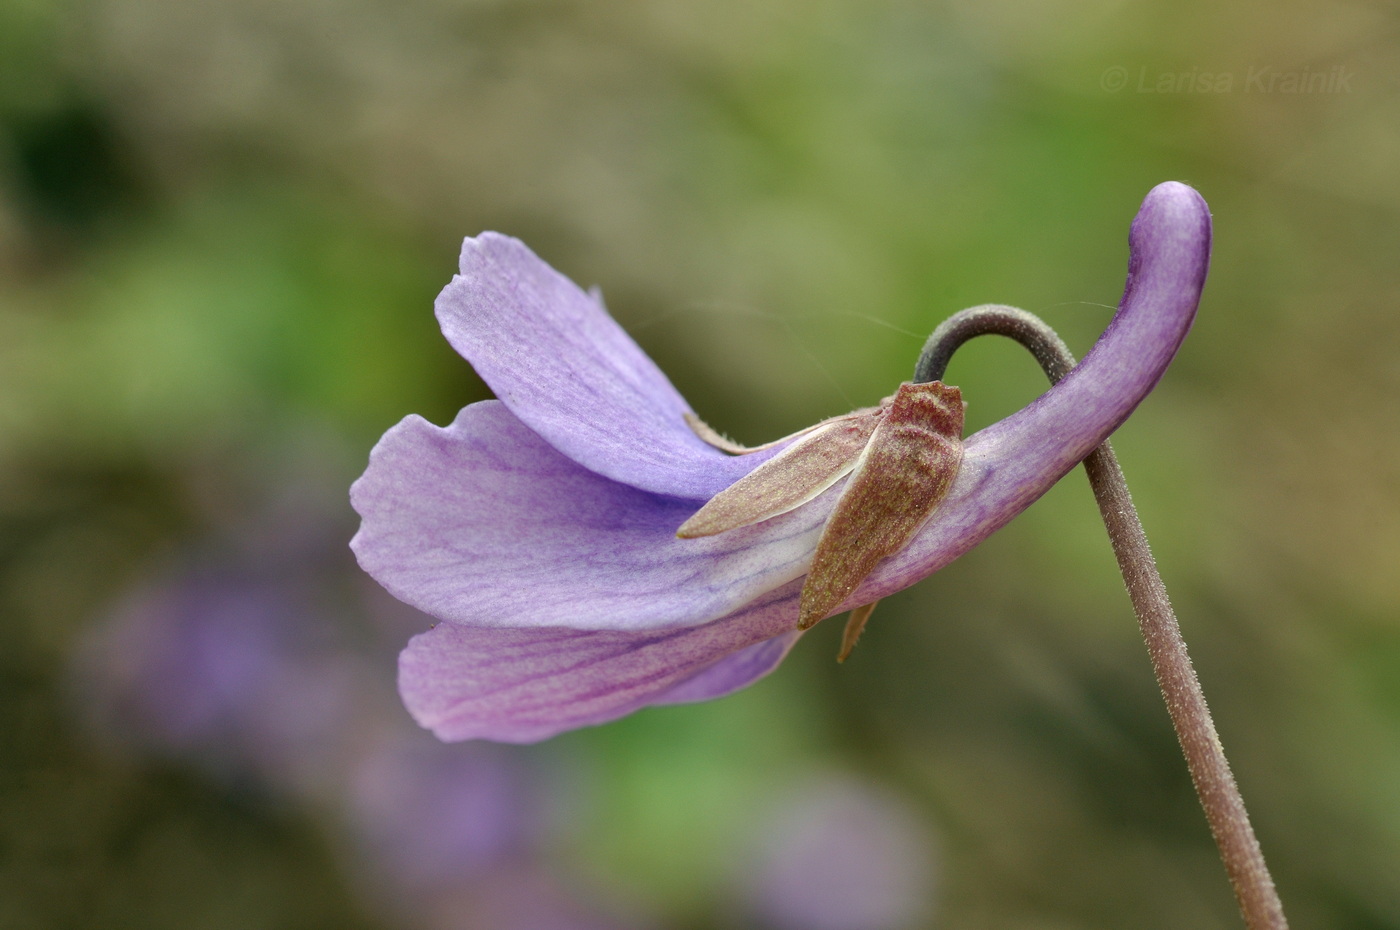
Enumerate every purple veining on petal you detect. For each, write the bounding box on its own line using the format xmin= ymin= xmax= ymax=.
xmin=648 ymin=628 xmax=803 ymax=706
xmin=351 ymin=401 xmax=821 ymax=632
xmin=439 ymin=233 xmax=781 ymax=499
xmin=398 ymin=584 xmax=801 ymax=743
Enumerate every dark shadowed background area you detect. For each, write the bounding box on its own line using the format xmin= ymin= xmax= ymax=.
xmin=3 ymin=2 xmax=1399 ymax=928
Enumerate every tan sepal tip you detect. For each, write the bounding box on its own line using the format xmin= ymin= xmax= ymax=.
xmin=837 ymin=600 xmax=879 ymax=662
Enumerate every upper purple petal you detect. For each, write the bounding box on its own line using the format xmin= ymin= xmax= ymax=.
xmin=398 ymin=586 xmax=802 ymax=743
xmin=438 ymin=233 xmax=775 ymax=499
xmin=350 ymin=400 xmax=821 ymax=632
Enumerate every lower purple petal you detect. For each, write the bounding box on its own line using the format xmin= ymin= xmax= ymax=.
xmin=398 ymin=586 xmax=801 ymax=743
xmin=649 ymin=628 xmax=803 ymax=706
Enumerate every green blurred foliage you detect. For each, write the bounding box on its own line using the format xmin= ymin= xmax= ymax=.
xmin=3 ymin=0 xmax=1400 ymax=927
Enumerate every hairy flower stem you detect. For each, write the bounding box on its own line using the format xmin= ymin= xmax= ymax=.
xmin=916 ymin=305 xmax=1288 ymax=930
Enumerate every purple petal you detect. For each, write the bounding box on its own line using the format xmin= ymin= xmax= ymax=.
xmin=350 ymin=401 xmax=822 ymax=632
xmin=438 ymin=233 xmax=775 ymax=499
xmin=398 ymin=587 xmax=801 ymax=743
xmin=648 ymin=628 xmax=803 ymax=705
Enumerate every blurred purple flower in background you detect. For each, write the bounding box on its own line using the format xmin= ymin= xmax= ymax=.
xmin=74 ymin=491 xmax=643 ymax=930
xmin=348 ymin=732 xmax=536 ymax=890
xmin=738 ymin=773 xmax=938 ymax=930
xmin=351 ymin=181 xmax=1211 ymax=743
xmin=77 ymin=563 xmax=358 ymax=789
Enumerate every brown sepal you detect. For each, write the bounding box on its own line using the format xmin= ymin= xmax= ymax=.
xmin=838 ymin=600 xmax=880 ymax=662
xmin=797 ymin=381 xmax=964 ymax=630
xmin=677 ymin=414 xmax=882 ymax=538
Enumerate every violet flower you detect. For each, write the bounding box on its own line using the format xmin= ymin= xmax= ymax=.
xmin=351 ymin=181 xmax=1211 ymax=743
xmin=347 ymin=733 xmax=536 ymax=891
xmin=76 ymin=563 xmax=359 ymax=783
xmin=738 ymin=773 xmax=938 ymax=930
xmin=77 ymin=545 xmax=641 ymax=929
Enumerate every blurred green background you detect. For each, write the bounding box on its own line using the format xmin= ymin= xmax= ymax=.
xmin=3 ymin=1 xmax=1399 ymax=928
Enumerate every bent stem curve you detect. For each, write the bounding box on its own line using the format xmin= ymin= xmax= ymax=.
xmin=917 ymin=305 xmax=1288 ymax=930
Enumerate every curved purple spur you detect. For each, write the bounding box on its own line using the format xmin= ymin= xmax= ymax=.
xmin=350 ymin=182 xmax=1212 ymax=743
